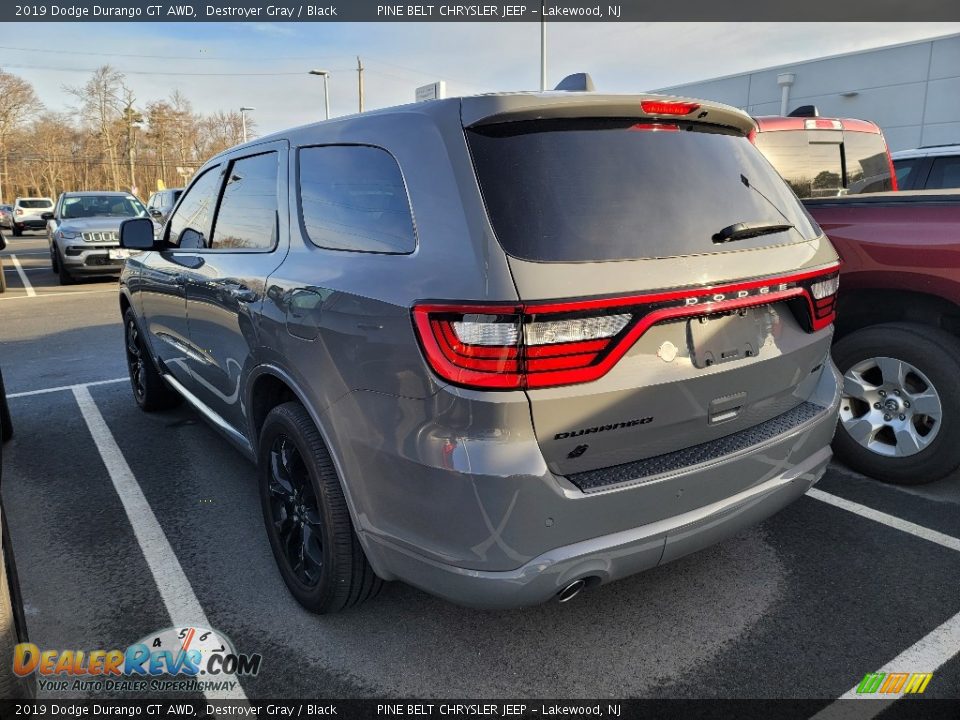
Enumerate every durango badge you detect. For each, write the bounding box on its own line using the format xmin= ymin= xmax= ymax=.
xmin=555 ymin=418 xmax=653 ymax=440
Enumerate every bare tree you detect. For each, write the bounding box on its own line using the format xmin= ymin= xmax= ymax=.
xmin=0 ymin=69 xmax=40 ymax=202
xmin=65 ymin=65 xmax=126 ymax=190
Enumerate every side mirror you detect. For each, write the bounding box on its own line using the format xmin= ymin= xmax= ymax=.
xmin=120 ymin=217 xmax=157 ymax=250
xmin=149 ymin=208 xmax=162 ymax=218
xmin=41 ymin=212 xmax=54 ymax=221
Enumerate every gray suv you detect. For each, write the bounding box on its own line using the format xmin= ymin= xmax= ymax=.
xmin=118 ymin=93 xmax=842 ymax=613
xmin=47 ymin=192 xmax=153 ymax=285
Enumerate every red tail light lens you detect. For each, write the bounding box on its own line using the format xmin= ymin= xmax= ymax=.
xmin=15 ymin=208 xmax=22 ymax=216
xmin=640 ymin=100 xmax=700 ymax=116
xmin=413 ymin=264 xmax=840 ymax=390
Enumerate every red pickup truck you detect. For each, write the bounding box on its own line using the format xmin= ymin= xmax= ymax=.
xmin=754 ymin=115 xmax=960 ymax=485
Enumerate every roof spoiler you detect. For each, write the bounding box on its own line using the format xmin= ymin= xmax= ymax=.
xmin=554 ymin=73 xmax=596 ymax=92
xmin=788 ymin=105 xmax=819 ymax=118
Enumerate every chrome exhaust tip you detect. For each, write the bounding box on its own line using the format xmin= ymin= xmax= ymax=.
xmin=557 ymin=579 xmax=586 ymax=603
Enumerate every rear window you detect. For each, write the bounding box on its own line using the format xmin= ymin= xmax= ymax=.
xmin=467 ymin=118 xmax=819 ymax=263
xmin=18 ymin=199 xmax=52 ymax=209
xmin=844 ymin=131 xmax=894 ymax=194
xmin=926 ymin=156 xmax=960 ymax=190
xmin=753 ymin=129 xmax=893 ymax=199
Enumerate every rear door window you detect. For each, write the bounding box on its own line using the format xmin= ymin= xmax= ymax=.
xmin=467 ymin=118 xmax=819 ymax=263
xmin=925 ymin=156 xmax=960 ymax=190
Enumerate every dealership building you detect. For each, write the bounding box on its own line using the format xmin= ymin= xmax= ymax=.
xmin=656 ymin=33 xmax=960 ymax=152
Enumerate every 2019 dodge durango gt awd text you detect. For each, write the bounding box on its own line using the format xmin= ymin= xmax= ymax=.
xmin=117 ymin=93 xmax=842 ymax=613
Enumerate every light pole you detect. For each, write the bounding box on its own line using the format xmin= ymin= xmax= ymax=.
xmin=540 ymin=4 xmax=547 ymax=91
xmin=309 ymin=69 xmax=331 ymax=120
xmin=127 ymin=118 xmax=144 ymax=197
xmin=239 ymin=106 xmax=255 ymax=143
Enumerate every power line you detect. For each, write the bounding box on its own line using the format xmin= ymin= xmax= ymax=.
xmin=0 ymin=62 xmax=354 ymax=77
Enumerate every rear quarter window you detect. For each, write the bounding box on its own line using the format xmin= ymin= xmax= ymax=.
xmin=298 ymin=145 xmax=416 ymax=254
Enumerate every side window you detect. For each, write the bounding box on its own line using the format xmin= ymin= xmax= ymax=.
xmin=147 ymin=193 xmax=157 ymax=210
xmin=210 ymin=152 xmax=279 ymax=250
xmin=168 ymin=165 xmax=222 ymax=247
xmin=299 ymin=145 xmax=416 ymax=254
xmin=893 ymin=158 xmax=921 ymax=190
xmin=925 ymin=156 xmax=960 ymax=190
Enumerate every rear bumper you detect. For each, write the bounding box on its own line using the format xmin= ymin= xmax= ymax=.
xmin=366 ymin=443 xmax=831 ymax=608
xmin=14 ymin=219 xmax=46 ymax=229
xmin=347 ymin=362 xmax=841 ymax=608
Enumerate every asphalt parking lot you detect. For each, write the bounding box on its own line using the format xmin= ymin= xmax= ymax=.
xmin=2 ymin=230 xmax=959 ymax=707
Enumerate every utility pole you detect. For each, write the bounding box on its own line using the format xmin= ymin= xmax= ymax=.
xmin=540 ymin=4 xmax=547 ymax=91
xmin=125 ymin=104 xmax=144 ymax=196
xmin=357 ymin=56 xmax=365 ymax=113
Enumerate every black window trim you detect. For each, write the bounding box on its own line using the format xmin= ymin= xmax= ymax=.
xmin=295 ymin=142 xmax=419 ymax=256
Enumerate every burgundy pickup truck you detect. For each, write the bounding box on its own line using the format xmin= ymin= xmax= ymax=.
xmin=754 ymin=115 xmax=960 ymax=485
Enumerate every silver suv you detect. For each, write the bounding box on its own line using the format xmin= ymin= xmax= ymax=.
xmin=118 ymin=92 xmax=842 ymax=613
xmin=47 ymin=192 xmax=151 ymax=285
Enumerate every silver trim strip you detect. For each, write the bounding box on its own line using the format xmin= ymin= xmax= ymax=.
xmin=161 ymin=373 xmax=253 ymax=455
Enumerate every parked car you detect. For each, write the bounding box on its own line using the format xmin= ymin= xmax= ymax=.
xmin=45 ymin=191 xmax=153 ymax=285
xmin=805 ymin=191 xmax=960 ymax=484
xmin=892 ymin=145 xmax=960 ymax=191
xmin=119 ymin=92 xmax=842 ymax=612
xmin=751 ymin=113 xmax=895 ymax=198
xmin=146 ymin=188 xmax=183 ymax=226
xmin=0 ymin=205 xmax=13 ymax=231
xmin=752 ymin=113 xmax=960 ymax=484
xmin=10 ymin=197 xmax=54 ymax=236
xmin=0 ymin=367 xmax=35 ymax=698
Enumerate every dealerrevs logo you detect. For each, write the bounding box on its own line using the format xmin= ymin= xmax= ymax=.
xmin=13 ymin=626 xmax=262 ymax=693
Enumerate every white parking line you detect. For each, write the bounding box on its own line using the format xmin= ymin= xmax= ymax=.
xmin=7 ymin=377 xmax=127 ymax=399
xmin=72 ymin=385 xmax=249 ymax=703
xmin=811 ymin=611 xmax=960 ymax=719
xmin=0 ymin=289 xmax=115 ymax=301
xmin=8 ymin=255 xmax=35 ymax=297
xmin=807 ymin=488 xmax=960 ymax=553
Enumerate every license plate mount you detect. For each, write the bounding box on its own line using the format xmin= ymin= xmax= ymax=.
xmin=108 ymin=248 xmax=129 ymax=260
xmin=687 ymin=310 xmax=764 ymax=369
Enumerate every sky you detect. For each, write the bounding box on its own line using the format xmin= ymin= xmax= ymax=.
xmin=7 ymin=21 xmax=960 ymax=135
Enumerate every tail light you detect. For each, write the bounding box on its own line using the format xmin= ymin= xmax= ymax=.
xmin=15 ymin=208 xmax=22 ymax=216
xmin=413 ymin=264 xmax=840 ymax=390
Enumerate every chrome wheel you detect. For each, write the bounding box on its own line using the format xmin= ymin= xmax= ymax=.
xmin=267 ymin=435 xmax=324 ymax=587
xmin=840 ymin=356 xmax=942 ymax=458
xmin=125 ymin=319 xmax=146 ymax=401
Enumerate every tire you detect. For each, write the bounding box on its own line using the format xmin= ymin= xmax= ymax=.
xmin=0 ymin=369 xmax=11 ymax=443
xmin=123 ymin=308 xmax=181 ymax=411
xmin=0 ymin=258 xmax=6 ymax=294
xmin=833 ymin=322 xmax=960 ymax=485
xmin=50 ymin=245 xmax=59 ymax=272
xmin=57 ymin=250 xmax=74 ymax=285
xmin=11 ymin=227 xmax=20 ymax=237
xmin=258 ymin=402 xmax=383 ymax=613
xmin=0 ymin=508 xmax=36 ymax=699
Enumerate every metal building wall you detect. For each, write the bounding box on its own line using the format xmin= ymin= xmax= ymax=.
xmin=655 ymin=34 xmax=960 ymax=151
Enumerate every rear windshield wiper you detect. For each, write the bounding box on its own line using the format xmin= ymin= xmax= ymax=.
xmin=712 ymin=221 xmax=794 ymax=244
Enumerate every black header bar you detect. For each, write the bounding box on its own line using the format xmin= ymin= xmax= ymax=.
xmin=4 ymin=0 xmax=959 ymax=22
